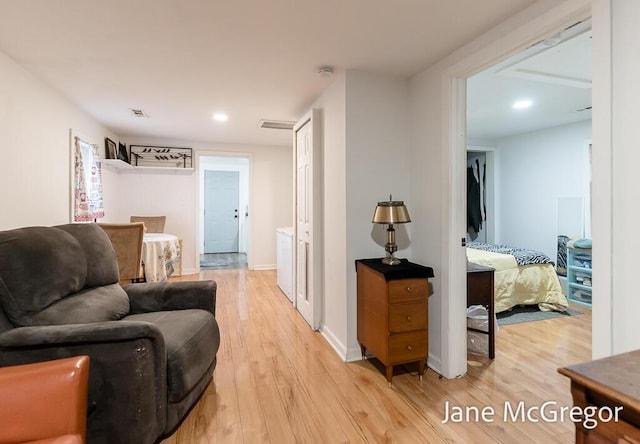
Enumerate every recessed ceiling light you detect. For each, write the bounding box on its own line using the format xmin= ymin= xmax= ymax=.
xmin=213 ymin=113 xmax=228 ymax=122
xmin=513 ymin=100 xmax=533 ymax=110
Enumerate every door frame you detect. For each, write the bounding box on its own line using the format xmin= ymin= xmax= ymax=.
xmin=441 ymin=0 xmax=599 ymax=377
xmin=196 ymin=151 xmax=253 ymax=270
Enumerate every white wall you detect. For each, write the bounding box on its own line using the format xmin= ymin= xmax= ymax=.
xmin=311 ymin=73 xmax=348 ymax=356
xmin=608 ymin=0 xmax=640 ymax=355
xmin=495 ymin=120 xmax=591 ymax=261
xmin=106 ymin=137 xmax=292 ymax=272
xmin=0 ymin=43 xmax=291 ymax=275
xmin=309 ymin=70 xmax=411 ymax=360
xmin=410 ymin=66 xmax=446 ymax=371
xmin=100 ymin=164 xmax=198 ymax=271
xmin=0 ymin=45 xmax=289 ymax=274
xmin=0 ymin=50 xmax=119 ymax=229
xmin=344 ymin=71 xmax=411 ymax=358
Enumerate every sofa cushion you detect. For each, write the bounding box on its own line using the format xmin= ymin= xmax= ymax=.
xmin=0 ymin=227 xmax=87 ymax=326
xmin=123 ymin=310 xmax=219 ymax=402
xmin=26 ymin=284 xmax=130 ymax=326
xmin=56 ymin=223 xmax=119 ymax=288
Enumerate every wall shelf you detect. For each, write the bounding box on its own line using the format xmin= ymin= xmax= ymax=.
xmin=101 ymin=159 xmax=193 ymax=175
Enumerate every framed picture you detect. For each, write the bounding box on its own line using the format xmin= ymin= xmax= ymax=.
xmin=105 ymin=137 xmax=117 ymax=159
xmin=118 ymin=142 xmax=129 ymax=163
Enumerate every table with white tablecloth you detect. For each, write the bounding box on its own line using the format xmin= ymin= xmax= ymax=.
xmin=142 ymin=233 xmax=183 ymax=282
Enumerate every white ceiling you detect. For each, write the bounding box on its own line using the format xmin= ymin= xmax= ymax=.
xmin=0 ymin=0 xmax=537 ymax=147
xmin=467 ymin=19 xmax=592 ymax=143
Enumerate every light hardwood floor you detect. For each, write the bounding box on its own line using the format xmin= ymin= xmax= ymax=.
xmin=163 ymin=269 xmax=591 ymax=444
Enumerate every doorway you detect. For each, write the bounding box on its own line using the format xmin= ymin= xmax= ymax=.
xmin=204 ymin=170 xmax=240 ymax=253
xmin=437 ymin=3 xmax=597 ymax=378
xmin=199 ymin=155 xmax=250 ymax=270
xmin=466 ymin=18 xmax=592 ymax=280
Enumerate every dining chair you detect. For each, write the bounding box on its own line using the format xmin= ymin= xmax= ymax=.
xmin=130 ymin=216 xmax=166 ymax=233
xmin=98 ymin=222 xmax=145 ymax=283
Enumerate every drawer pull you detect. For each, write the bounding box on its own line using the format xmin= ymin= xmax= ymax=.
xmin=406 ymin=287 xmax=413 ymax=292
xmin=407 ymin=345 xmax=413 ymax=351
xmin=406 ymin=316 xmax=412 ymax=322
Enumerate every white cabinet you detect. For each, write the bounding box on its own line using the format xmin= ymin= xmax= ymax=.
xmin=276 ymin=228 xmax=294 ymax=302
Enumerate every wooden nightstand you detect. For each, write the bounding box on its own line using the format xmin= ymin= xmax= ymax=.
xmin=356 ymin=259 xmax=434 ymax=386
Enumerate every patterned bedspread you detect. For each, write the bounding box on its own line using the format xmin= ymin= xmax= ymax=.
xmin=466 ymin=245 xmax=567 ymax=313
xmin=467 ymin=242 xmax=554 ymax=266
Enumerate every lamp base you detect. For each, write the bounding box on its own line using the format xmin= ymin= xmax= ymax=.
xmin=381 ymin=255 xmax=401 ymax=266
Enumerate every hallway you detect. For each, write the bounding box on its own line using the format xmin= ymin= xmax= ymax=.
xmin=200 ymin=253 xmax=248 ymax=270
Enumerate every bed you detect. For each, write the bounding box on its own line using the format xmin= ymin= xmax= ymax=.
xmin=466 ymin=243 xmax=568 ymax=314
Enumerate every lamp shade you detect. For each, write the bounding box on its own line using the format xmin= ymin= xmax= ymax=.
xmin=372 ymin=200 xmax=411 ymax=224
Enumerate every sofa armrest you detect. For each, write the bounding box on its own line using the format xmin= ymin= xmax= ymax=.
xmin=0 ymin=321 xmax=164 ymax=348
xmin=124 ymin=280 xmax=217 ymax=315
xmin=0 ymin=356 xmax=90 ymax=444
xmin=0 ymin=322 xmax=167 ymax=444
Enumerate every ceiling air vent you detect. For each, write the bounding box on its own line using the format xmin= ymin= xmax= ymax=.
xmin=258 ymin=119 xmax=295 ymax=130
xmin=129 ymin=108 xmax=149 ymax=118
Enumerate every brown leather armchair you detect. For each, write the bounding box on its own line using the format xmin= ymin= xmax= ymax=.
xmin=0 ymin=356 xmax=90 ymax=444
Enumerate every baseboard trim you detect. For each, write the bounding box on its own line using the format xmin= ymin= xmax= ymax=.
xmin=319 ymin=324 xmax=346 ymax=360
xmin=427 ymin=352 xmax=443 ymax=377
xmin=319 ymin=325 xmax=364 ymax=362
xmin=345 ymin=347 xmax=365 ymax=363
xmin=252 ymin=264 xmax=276 ymax=271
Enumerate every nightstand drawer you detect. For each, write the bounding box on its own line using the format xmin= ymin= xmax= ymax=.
xmin=388 ymin=331 xmax=427 ymax=361
xmin=388 ymin=302 xmax=428 ymax=332
xmin=388 ymin=279 xmax=427 ymax=303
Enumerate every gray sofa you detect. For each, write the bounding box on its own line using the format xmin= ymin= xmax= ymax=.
xmin=0 ymin=223 xmax=220 ymax=444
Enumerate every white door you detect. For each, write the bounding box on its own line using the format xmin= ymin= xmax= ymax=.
xmin=294 ymin=110 xmax=322 ymax=329
xmin=204 ymin=170 xmax=240 ymax=253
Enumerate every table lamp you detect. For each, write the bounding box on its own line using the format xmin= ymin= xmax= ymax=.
xmin=372 ymin=195 xmax=411 ymax=265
